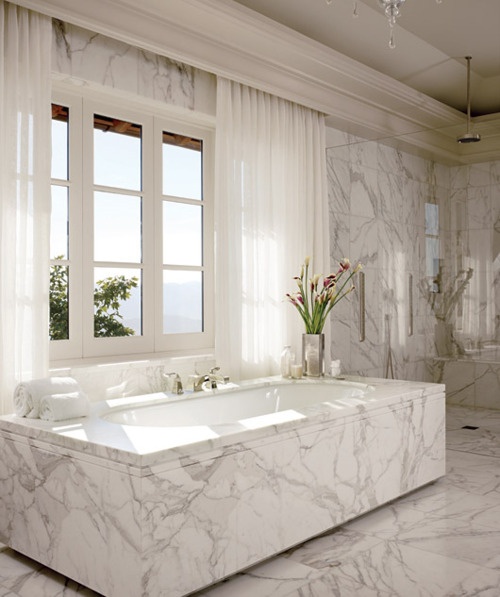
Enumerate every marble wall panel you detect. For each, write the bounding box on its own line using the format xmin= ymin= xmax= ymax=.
xmin=349 ymin=216 xmax=379 ymax=269
xmin=435 ymin=360 xmax=476 ymax=408
xmin=377 ymin=144 xmax=405 ymax=177
xmin=327 ymin=137 xmax=441 ymax=382
xmin=327 ymin=155 xmax=350 ymax=215
xmin=350 ymin=140 xmax=378 ymax=171
xmin=467 ymin=186 xmax=492 ymax=230
xmin=474 ymin=363 xmax=500 ymax=409
xmin=329 ymin=211 xmax=350 ymax=260
xmin=401 ymin=179 xmax=423 ymax=227
xmin=54 ymin=356 xmax=216 ymax=403
xmin=378 ymin=171 xmax=404 ymax=224
xmin=350 ymin=166 xmax=379 ymax=219
xmin=51 ymin=20 xmax=215 ymax=116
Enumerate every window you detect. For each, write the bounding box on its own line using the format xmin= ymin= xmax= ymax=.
xmin=50 ymin=91 xmax=214 ymax=363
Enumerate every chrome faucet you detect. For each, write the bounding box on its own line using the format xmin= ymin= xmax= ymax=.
xmin=163 ymin=372 xmax=184 ymax=395
xmin=190 ymin=367 xmax=229 ymax=391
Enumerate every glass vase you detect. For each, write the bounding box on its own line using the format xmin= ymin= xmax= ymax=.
xmin=302 ymin=333 xmax=325 ymax=377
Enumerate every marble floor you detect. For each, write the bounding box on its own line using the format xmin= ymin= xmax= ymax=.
xmin=2 ymin=405 xmax=500 ymax=597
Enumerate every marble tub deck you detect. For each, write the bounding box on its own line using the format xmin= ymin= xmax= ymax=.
xmin=0 ymin=404 xmax=498 ymax=597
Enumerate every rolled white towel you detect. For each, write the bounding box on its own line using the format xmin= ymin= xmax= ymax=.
xmin=13 ymin=377 xmax=82 ymax=419
xmin=39 ymin=391 xmax=90 ymax=422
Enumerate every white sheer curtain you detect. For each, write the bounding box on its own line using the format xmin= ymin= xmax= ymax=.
xmin=215 ymin=77 xmax=329 ymax=380
xmin=0 ymin=1 xmax=52 ymax=414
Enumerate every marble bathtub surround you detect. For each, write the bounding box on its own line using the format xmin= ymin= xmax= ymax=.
xmin=3 ymin=404 xmax=500 ymax=597
xmin=0 ymin=377 xmax=445 ymax=597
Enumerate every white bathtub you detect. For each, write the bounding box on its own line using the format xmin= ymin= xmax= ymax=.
xmin=103 ymin=380 xmax=372 ymax=428
xmin=0 ymin=376 xmax=445 ymax=597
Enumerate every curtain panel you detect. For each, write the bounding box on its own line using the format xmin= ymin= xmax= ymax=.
xmin=0 ymin=1 xmax=52 ymax=414
xmin=215 ymin=77 xmax=329 ymax=380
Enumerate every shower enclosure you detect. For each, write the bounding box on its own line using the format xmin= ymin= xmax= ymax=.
xmin=325 ymin=127 xmax=500 ymax=409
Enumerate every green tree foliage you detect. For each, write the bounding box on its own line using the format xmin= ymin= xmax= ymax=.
xmin=49 ymin=263 xmax=70 ymax=340
xmin=93 ymin=274 xmax=139 ymax=337
xmin=49 ymin=258 xmax=139 ymax=340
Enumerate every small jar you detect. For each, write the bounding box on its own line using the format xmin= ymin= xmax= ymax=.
xmin=330 ymin=360 xmax=342 ymax=377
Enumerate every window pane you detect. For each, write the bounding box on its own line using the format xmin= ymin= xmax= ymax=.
xmin=94 ymin=268 xmax=142 ymax=337
xmin=94 ymin=192 xmax=142 ymax=263
xmin=162 ymin=134 xmax=202 ymax=200
xmin=51 ymin=105 xmax=68 ymax=180
xmin=163 ymin=202 xmax=202 ymax=266
xmin=163 ymin=270 xmax=203 ymax=334
xmin=425 ymin=203 xmax=439 ymax=236
xmin=426 ymin=236 xmax=440 ymax=289
xmin=51 ymin=186 xmax=69 ymax=260
xmin=49 ymin=265 xmax=69 ymax=340
xmin=94 ymin=114 xmax=141 ymax=191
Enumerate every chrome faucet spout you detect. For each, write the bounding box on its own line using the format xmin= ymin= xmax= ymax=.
xmin=189 ymin=367 xmax=230 ymax=391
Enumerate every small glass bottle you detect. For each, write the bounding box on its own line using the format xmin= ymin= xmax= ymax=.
xmin=280 ymin=345 xmax=292 ymax=378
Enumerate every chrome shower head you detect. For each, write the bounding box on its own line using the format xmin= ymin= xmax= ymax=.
xmin=457 ymin=131 xmax=481 ymax=144
xmin=457 ymin=56 xmax=481 ymax=144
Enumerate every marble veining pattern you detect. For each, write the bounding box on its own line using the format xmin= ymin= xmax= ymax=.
xmin=326 ymin=139 xmax=445 ymax=382
xmin=2 ymin=405 xmax=500 ymax=596
xmin=52 ymin=20 xmax=195 ymax=109
xmin=0 ymin=378 xmax=444 ymax=596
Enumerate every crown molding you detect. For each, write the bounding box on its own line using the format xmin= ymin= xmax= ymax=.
xmin=12 ymin=0 xmax=497 ymax=163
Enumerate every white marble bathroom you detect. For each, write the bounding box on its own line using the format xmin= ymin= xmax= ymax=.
xmin=2 ymin=1 xmax=500 ymax=596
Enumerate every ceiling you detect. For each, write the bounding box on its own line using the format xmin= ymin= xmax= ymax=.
xmin=232 ymin=0 xmax=500 ymax=118
xmin=17 ymin=0 xmax=499 ymax=163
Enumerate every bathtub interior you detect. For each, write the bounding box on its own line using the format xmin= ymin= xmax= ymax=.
xmin=102 ymin=379 xmax=374 ymax=428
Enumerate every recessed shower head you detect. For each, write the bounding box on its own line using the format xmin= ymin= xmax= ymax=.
xmin=457 ymin=56 xmax=481 ymax=144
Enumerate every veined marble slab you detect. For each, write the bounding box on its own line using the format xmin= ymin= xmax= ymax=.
xmin=0 ymin=376 xmax=445 ymax=597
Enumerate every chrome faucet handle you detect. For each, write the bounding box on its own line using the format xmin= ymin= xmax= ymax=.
xmin=207 ymin=366 xmax=230 ymax=388
xmin=162 ymin=372 xmax=184 ymax=395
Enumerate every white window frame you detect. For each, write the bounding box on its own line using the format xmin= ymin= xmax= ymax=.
xmin=50 ymin=86 xmax=214 ymax=365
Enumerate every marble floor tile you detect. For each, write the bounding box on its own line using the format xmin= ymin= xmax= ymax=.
xmin=285 ymin=527 xmax=383 ymax=569
xmin=447 ymin=426 xmax=500 ymax=458
xmin=284 ymin=540 xmax=482 ymax=597
xmin=197 ymin=557 xmax=322 ymax=597
xmin=445 ymin=451 xmax=500 ymax=496
xmin=397 ymin=480 xmax=500 ymax=525
xmin=0 ymin=547 xmax=102 ymax=597
xmin=350 ymin=508 xmax=500 ymax=567
xmin=445 ymin=565 xmax=500 ymax=597
xmin=3 ymin=404 xmax=500 ymax=597
xmin=0 ymin=588 xmax=22 ymax=597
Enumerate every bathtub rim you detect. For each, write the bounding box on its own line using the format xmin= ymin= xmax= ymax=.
xmin=0 ymin=376 xmax=445 ymax=473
